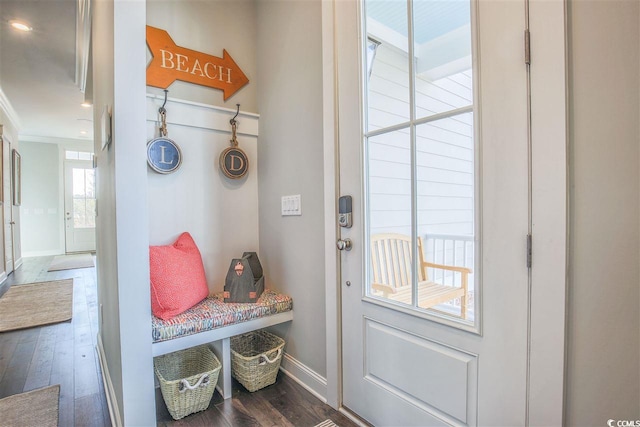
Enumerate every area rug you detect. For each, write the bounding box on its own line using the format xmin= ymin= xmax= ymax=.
xmin=0 ymin=279 xmax=73 ymax=332
xmin=47 ymin=253 xmax=94 ymax=271
xmin=314 ymin=420 xmax=339 ymax=427
xmin=0 ymin=384 xmax=60 ymax=427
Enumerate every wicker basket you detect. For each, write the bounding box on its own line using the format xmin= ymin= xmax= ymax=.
xmin=154 ymin=345 xmax=221 ymax=420
xmin=230 ymin=330 xmax=285 ymax=392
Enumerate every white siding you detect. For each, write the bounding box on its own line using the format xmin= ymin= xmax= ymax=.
xmin=367 ymin=43 xmax=474 ymax=241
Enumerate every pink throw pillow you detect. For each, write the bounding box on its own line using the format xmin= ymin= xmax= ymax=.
xmin=150 ymin=232 xmax=209 ymax=320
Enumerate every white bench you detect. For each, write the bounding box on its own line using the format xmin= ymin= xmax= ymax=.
xmin=151 ymin=290 xmax=293 ymax=399
xmin=371 ymin=233 xmax=470 ymax=319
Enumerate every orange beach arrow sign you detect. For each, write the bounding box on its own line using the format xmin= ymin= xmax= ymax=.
xmin=146 ymin=26 xmax=249 ymax=100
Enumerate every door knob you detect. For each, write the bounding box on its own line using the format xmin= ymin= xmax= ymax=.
xmin=336 ymin=238 xmax=352 ymax=251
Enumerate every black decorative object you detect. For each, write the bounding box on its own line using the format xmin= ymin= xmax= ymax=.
xmin=224 ymin=252 xmax=264 ymax=303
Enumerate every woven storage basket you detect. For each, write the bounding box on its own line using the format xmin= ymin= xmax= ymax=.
xmin=230 ymin=330 xmax=285 ymax=392
xmin=154 ymin=345 xmax=221 ymax=420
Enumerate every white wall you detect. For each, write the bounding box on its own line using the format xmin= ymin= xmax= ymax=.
xmin=19 ymin=141 xmax=63 ymax=256
xmin=566 ymin=0 xmax=640 ymax=424
xmin=93 ymin=0 xmax=155 ymax=425
xmin=257 ymin=0 xmax=327 ymax=380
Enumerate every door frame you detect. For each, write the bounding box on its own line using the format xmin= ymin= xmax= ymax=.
xmin=2 ymin=135 xmax=15 ymax=277
xmin=321 ymin=0 xmax=568 ymax=424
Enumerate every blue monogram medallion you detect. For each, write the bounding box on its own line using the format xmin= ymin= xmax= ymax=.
xmin=147 ymin=137 xmax=182 ymax=174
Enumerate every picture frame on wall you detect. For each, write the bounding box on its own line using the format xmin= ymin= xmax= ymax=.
xmin=12 ymin=149 xmax=20 ymax=206
xmin=101 ymin=105 xmax=112 ymax=151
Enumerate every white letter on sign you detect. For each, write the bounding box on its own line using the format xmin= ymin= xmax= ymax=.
xmin=219 ymin=67 xmax=232 ymax=83
xmin=191 ymin=59 xmax=204 ymax=77
xmin=160 ymin=50 xmax=175 ymax=69
xmin=159 ymin=146 xmax=173 ymax=165
xmin=229 ymin=155 xmax=244 ymax=171
xmin=175 ymin=53 xmax=188 ymax=72
xmin=204 ymin=62 xmax=216 ymax=80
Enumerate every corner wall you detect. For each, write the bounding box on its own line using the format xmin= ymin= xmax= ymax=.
xmin=566 ymin=0 xmax=640 ymax=424
xmin=93 ymin=0 xmax=155 ymax=424
xmin=257 ymin=0 xmax=327 ymax=384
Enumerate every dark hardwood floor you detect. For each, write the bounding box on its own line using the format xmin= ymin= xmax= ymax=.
xmin=0 ymin=256 xmax=357 ymax=427
xmin=156 ymin=373 xmax=358 ymax=427
xmin=0 ymin=255 xmax=110 ymax=427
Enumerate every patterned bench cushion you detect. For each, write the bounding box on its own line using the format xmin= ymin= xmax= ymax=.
xmin=152 ymin=289 xmax=293 ymax=343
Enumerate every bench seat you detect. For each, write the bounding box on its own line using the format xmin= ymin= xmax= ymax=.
xmin=152 ymin=289 xmax=293 ymax=343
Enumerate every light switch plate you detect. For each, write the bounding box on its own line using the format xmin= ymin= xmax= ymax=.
xmin=281 ymin=195 xmax=302 ymax=216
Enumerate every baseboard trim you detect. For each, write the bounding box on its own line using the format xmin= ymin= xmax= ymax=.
xmin=14 ymin=257 xmax=23 ymax=269
xmin=21 ymin=250 xmax=64 ymax=257
xmin=279 ymin=353 xmax=327 ymax=403
xmin=96 ymin=334 xmax=123 ymax=427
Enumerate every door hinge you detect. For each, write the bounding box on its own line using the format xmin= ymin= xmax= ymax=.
xmin=526 ymin=234 xmax=532 ymax=268
xmin=524 ymin=29 xmax=531 ymax=65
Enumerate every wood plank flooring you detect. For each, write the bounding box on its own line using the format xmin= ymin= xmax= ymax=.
xmin=1 ymin=256 xmax=358 ymax=427
xmin=0 ymin=255 xmax=110 ymax=427
xmin=156 ymin=372 xmax=358 ymax=427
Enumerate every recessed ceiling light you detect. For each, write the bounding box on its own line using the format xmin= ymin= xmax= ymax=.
xmin=81 ymin=102 xmax=92 ymax=108
xmin=9 ymin=20 xmax=32 ymax=32
xmin=80 ymin=130 xmax=88 ymax=135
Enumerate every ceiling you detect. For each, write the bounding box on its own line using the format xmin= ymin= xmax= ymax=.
xmin=0 ymin=0 xmax=94 ymax=143
xmin=367 ymin=1 xmax=469 ymax=44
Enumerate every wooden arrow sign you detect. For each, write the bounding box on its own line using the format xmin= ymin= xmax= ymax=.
xmin=146 ymin=26 xmax=249 ymax=100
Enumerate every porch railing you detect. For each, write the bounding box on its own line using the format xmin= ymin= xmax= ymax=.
xmin=422 ymin=233 xmax=475 ymax=312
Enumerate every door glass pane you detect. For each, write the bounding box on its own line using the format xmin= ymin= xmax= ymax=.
xmin=367 ymin=130 xmax=413 ymax=307
xmin=365 ymin=0 xmax=410 ymax=132
xmin=413 ymin=0 xmax=473 ymax=119
xmin=416 ymin=113 xmax=475 ymax=321
xmin=72 ymin=168 xmax=96 ymax=229
xmin=363 ymin=0 xmax=477 ymax=326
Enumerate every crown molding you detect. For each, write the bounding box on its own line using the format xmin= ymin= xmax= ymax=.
xmin=19 ymin=134 xmax=92 ymax=145
xmin=0 ymin=86 xmax=22 ymax=132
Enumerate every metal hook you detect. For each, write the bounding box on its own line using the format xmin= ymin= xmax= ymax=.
xmin=230 ymin=104 xmax=240 ymax=125
xmin=159 ymin=89 xmax=168 ymax=114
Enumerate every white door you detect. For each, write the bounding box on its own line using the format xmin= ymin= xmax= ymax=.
xmin=64 ymin=160 xmax=96 ymax=253
xmin=337 ymin=0 xmax=534 ymax=424
xmin=3 ymin=137 xmax=14 ymax=275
